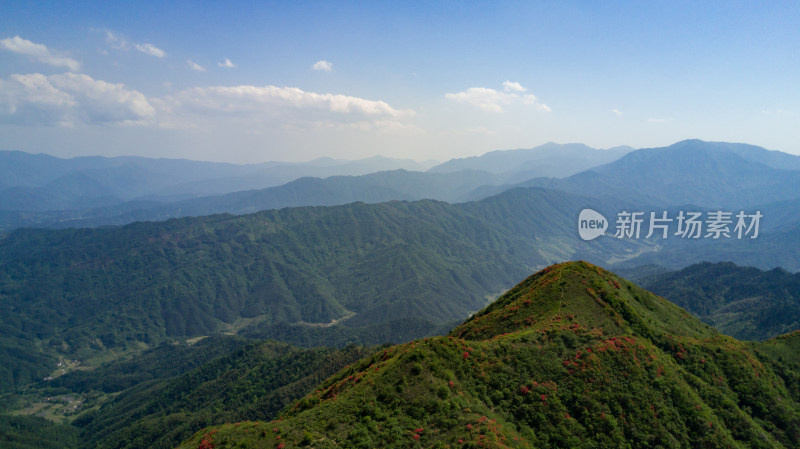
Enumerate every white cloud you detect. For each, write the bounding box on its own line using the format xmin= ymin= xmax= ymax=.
xmin=445 ymin=87 xmax=512 ymax=113
xmin=187 ymin=60 xmax=206 ymax=72
xmin=102 ymin=30 xmax=128 ymax=50
xmin=1 ymin=70 xmax=414 ymax=135
xmin=135 ymin=43 xmax=166 ymax=58
xmin=166 ymin=84 xmax=412 ymax=118
xmin=95 ymin=29 xmax=165 ymax=59
xmin=218 ymin=58 xmax=237 ymax=68
xmin=0 ymin=72 xmax=154 ymax=126
xmin=502 ymin=81 xmax=526 ymax=92
xmin=445 ymin=83 xmax=550 ymax=113
xmin=312 ymin=60 xmax=333 ymax=72
xmin=0 ymin=36 xmax=81 ymax=71
xmin=612 ymin=108 xmax=623 ymax=116
xmin=156 ymin=84 xmax=415 ymax=132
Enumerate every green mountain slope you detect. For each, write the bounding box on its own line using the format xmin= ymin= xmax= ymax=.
xmin=178 ymin=262 xmax=800 ymax=448
xmin=1 ymin=336 xmax=374 ymax=449
xmin=0 ymin=415 xmax=80 ymax=449
xmin=71 ymin=341 xmax=373 ymax=449
xmin=1 ymin=186 xmax=653 ymax=392
xmin=0 ymin=201 xmax=512 ymax=391
xmin=639 ymin=262 xmax=800 ymax=341
xmin=0 ymin=199 xmax=525 ymax=343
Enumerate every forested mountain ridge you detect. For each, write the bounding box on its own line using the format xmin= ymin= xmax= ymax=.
xmin=177 ymin=261 xmax=800 ymax=448
xmin=0 ymin=189 xmax=568 ymax=391
xmin=635 ymin=261 xmax=800 ymax=341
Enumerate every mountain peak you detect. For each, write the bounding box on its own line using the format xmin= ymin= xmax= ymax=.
xmin=452 ymin=261 xmax=716 ymax=342
xmin=668 ymin=138 xmax=706 ymax=147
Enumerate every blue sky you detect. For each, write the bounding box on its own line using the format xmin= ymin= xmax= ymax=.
xmin=1 ymin=1 xmax=799 ymax=163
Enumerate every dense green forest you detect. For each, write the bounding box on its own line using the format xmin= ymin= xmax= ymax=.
xmin=1 ymin=335 xmax=375 ymax=449
xmin=179 ymin=262 xmax=800 ymax=448
xmin=0 ymin=187 xmax=641 ymax=392
xmin=0 ymin=415 xmax=80 ymax=449
xmin=639 ymin=262 xmax=800 ymax=341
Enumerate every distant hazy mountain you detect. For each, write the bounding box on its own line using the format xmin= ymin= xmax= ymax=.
xmin=638 ymin=261 xmax=800 ymax=341
xmin=4 ymin=169 xmax=502 ymax=229
xmin=156 ymin=155 xmax=439 ymax=198
xmin=0 ymin=150 xmax=434 ymax=212
xmin=519 ymin=140 xmax=800 ymax=208
xmin=428 ymin=142 xmax=632 ymax=181
xmin=0 ymin=150 xmax=252 ymax=205
xmin=715 ymin=141 xmax=800 ymax=171
xmin=4 ymin=140 xmax=800 ymax=238
xmin=161 ymin=168 xmax=500 ymax=215
xmin=600 ymin=193 xmax=800 ymax=273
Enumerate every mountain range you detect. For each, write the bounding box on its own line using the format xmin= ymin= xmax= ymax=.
xmin=3 ymin=139 xmax=800 ymax=448
xmin=0 ymin=151 xmax=434 ymax=222
xmin=0 ymin=142 xmax=631 ymax=230
xmin=3 ymin=140 xmax=800 ymax=395
xmin=5 ymin=139 xmax=799 ymax=233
